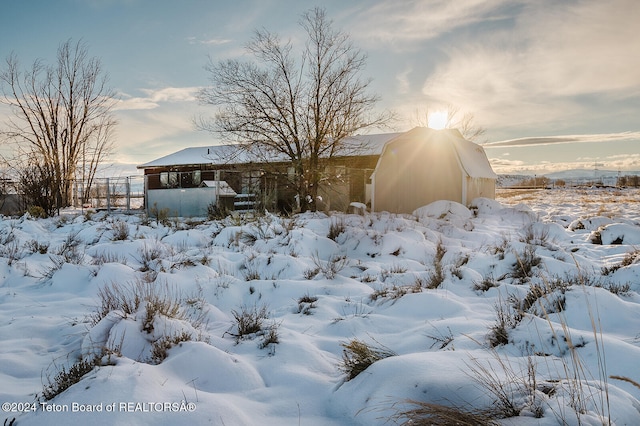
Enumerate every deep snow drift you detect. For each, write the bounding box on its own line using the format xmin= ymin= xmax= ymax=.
xmin=1 ymin=188 xmax=640 ymax=425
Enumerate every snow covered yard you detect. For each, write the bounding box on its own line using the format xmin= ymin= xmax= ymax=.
xmin=1 ymin=188 xmax=640 ymax=425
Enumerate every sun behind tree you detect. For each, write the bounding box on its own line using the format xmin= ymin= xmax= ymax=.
xmin=427 ymin=110 xmax=449 ymax=130
xmin=412 ymin=105 xmax=487 ymax=143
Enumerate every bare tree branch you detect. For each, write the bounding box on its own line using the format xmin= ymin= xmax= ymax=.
xmin=411 ymin=104 xmax=487 ymax=143
xmin=0 ymin=39 xmax=117 ymax=214
xmin=197 ymin=7 xmax=391 ymax=211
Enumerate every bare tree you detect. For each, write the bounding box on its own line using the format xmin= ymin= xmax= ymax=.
xmin=198 ymin=8 xmax=390 ymax=211
xmin=0 ymin=39 xmax=116 ymax=213
xmin=412 ymin=104 xmax=487 ymax=143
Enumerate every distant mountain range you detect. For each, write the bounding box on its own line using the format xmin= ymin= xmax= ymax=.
xmin=498 ymin=169 xmax=640 ymax=187
xmin=544 ymin=169 xmax=640 ymax=179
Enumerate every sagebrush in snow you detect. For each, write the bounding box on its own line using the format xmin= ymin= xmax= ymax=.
xmin=311 ymin=252 xmax=348 ymax=279
xmin=389 ymin=399 xmax=499 ymax=426
xmin=110 ymin=219 xmax=130 ymax=241
xmin=487 ymin=298 xmax=521 ymax=347
xmin=327 ymin=217 xmax=346 ymax=241
xmin=297 ymin=294 xmax=318 ymax=314
xmin=339 ymin=338 xmax=396 ymax=381
xmin=230 ymin=304 xmax=269 ymax=341
xmin=42 ymin=356 xmax=99 ymax=401
xmin=510 ymin=244 xmax=542 ymax=283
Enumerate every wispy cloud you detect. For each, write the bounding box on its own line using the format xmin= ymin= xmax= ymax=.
xmin=348 ymin=0 xmax=513 ymax=47
xmin=186 ymin=36 xmax=232 ymax=46
xmin=483 ymin=131 xmax=640 ymax=148
xmin=114 ymin=87 xmax=200 ymax=111
xmin=395 ymin=66 xmax=412 ymax=94
xmin=489 ymin=151 xmax=640 ymax=174
xmin=418 ymin=0 xmax=640 ymax=131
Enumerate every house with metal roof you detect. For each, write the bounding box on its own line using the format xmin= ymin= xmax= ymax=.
xmin=137 ymin=128 xmax=497 ymax=217
xmin=137 ymin=133 xmax=401 ymax=217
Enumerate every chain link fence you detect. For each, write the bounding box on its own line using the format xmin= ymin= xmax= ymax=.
xmin=71 ymin=176 xmax=145 ymax=213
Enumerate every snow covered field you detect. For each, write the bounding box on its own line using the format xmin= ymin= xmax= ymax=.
xmin=1 ymin=188 xmax=640 ymax=425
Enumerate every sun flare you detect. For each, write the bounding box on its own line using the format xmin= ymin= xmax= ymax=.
xmin=428 ymin=110 xmax=449 ymax=130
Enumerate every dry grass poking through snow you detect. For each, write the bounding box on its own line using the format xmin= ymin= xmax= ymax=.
xmin=2 ymin=189 xmax=640 ymax=425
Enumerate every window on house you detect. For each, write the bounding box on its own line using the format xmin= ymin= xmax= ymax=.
xmin=241 ymin=171 xmax=262 ymax=194
xmin=160 ymin=172 xmax=168 ymax=187
xmin=168 ymin=172 xmax=178 ymax=187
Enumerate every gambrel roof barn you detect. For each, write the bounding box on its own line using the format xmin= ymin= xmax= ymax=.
xmin=371 ymin=127 xmax=497 ymax=214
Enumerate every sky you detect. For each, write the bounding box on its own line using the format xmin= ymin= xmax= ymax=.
xmin=1 ymin=0 xmax=640 ymax=176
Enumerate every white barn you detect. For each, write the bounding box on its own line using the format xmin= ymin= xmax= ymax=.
xmin=371 ymin=127 xmax=497 ymax=214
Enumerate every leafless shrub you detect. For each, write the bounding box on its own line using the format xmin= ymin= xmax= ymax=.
xmin=135 ymin=241 xmax=165 ymax=272
xmin=451 ymin=254 xmax=469 ymax=280
xmin=466 ymin=355 xmax=547 ymax=419
xmin=311 ymin=252 xmax=348 ymax=280
xmin=520 ymin=224 xmax=550 ymax=247
xmin=42 ymin=356 xmax=99 ymax=401
xmin=39 ymin=255 xmax=66 ymax=281
xmin=230 ymin=304 xmax=269 ymax=342
xmin=511 ymin=279 xmax=568 ymax=319
xmin=473 ymin=274 xmax=500 ymax=292
xmin=49 ymin=231 xmax=84 ymax=265
xmin=426 ymin=240 xmax=446 ymax=289
xmin=327 ymin=217 xmax=346 ymax=241
xmin=487 ymin=298 xmax=521 ymax=347
xmin=149 ymin=203 xmax=171 ymax=225
xmin=0 ymin=226 xmax=16 ymax=246
xmin=339 ymin=338 xmax=396 ymax=381
xmin=243 ymin=264 xmax=262 ymax=281
xmin=110 ymin=219 xmax=130 ymax=241
xmin=90 ymin=280 xmax=206 ymax=331
xmin=91 ymin=251 xmax=127 ymax=266
xmin=1 ymin=241 xmax=22 ymax=266
xmin=238 ymin=230 xmax=259 ymax=246
xmin=601 ymin=248 xmax=640 ymax=275
xmin=599 ymin=281 xmax=631 ymax=296
xmin=89 ymin=280 xmax=207 ymax=365
xmin=360 ymin=273 xmax=377 ymax=283
xmin=303 ymin=267 xmax=320 ymax=280
xmin=510 ymin=245 xmax=542 ymax=283
xmin=150 ymin=331 xmax=193 ymax=364
xmin=297 ymin=294 xmax=318 ymax=315
xmin=41 ymin=344 xmax=123 ymax=401
xmin=369 ymin=281 xmax=423 ymax=303
xmin=426 ymin=326 xmax=455 ymax=350
xmin=258 ymin=321 xmax=280 ymax=354
xmin=55 ymin=231 xmax=81 ymax=256
xmin=26 ymin=239 xmax=49 ymax=254
xmin=489 ymin=235 xmax=510 ymax=260
xmin=388 ymin=399 xmax=499 ymax=426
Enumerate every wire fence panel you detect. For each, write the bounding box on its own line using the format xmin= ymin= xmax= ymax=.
xmin=72 ymin=176 xmax=145 ymax=212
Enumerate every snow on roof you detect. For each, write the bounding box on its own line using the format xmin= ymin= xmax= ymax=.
xmin=137 ymin=145 xmax=246 ymax=169
xmin=137 ymin=133 xmax=402 ymax=169
xmin=375 ymin=127 xmax=497 ymax=179
xmin=451 ymin=133 xmax=498 ymax=179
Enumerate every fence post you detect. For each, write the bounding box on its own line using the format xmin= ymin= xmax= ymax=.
xmin=126 ymin=176 xmax=131 ymax=214
xmin=106 ymin=177 xmax=111 ymax=213
xmin=144 ymin=174 xmax=148 ymax=214
xmin=215 ymin=170 xmax=221 ymax=209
